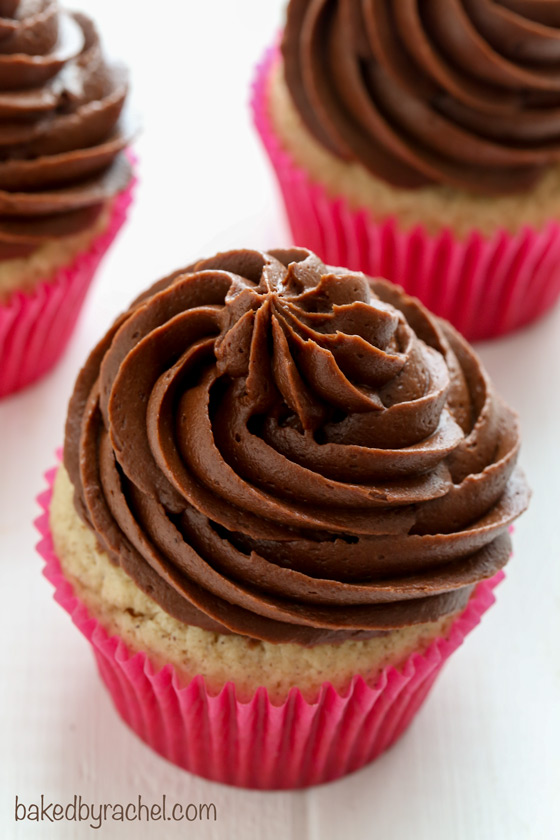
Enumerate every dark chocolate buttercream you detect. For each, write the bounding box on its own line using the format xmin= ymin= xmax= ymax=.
xmin=63 ymin=249 xmax=529 ymax=644
xmin=0 ymin=1 xmax=132 ymax=259
xmin=282 ymin=0 xmax=560 ymax=195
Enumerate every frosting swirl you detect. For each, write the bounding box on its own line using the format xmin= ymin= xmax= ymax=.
xmin=0 ymin=0 xmax=132 ymax=259
xmin=282 ymin=0 xmax=560 ymax=195
xmin=64 ymin=248 xmax=529 ymax=645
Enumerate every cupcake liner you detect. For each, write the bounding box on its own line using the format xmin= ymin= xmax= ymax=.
xmin=36 ymin=459 xmax=503 ymax=790
xmin=0 ymin=160 xmax=137 ymax=398
xmin=252 ymin=46 xmax=560 ymax=341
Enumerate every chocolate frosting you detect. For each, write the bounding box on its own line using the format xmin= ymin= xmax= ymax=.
xmin=63 ymin=249 xmax=529 ymax=645
xmin=282 ymin=0 xmax=560 ymax=195
xmin=0 ymin=0 xmax=133 ymax=259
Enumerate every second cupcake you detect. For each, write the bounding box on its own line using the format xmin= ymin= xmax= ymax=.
xmin=254 ymin=0 xmax=560 ymax=340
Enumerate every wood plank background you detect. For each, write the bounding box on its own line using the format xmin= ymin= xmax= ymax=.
xmin=0 ymin=2 xmax=558 ymax=837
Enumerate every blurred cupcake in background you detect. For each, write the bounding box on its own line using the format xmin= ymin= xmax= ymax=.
xmin=253 ymin=0 xmax=560 ymax=340
xmin=0 ymin=0 xmax=136 ymax=397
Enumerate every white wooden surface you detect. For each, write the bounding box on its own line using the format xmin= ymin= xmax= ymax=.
xmin=0 ymin=2 xmax=559 ymax=838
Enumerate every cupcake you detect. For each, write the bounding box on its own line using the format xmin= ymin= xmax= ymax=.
xmin=253 ymin=1 xmax=560 ymax=340
xmin=38 ymin=248 xmax=529 ymax=788
xmin=0 ymin=0 xmax=136 ymax=397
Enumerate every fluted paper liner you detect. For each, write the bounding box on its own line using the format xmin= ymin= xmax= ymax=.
xmin=36 ymin=461 xmax=502 ymax=790
xmin=252 ymin=46 xmax=560 ymax=341
xmin=0 ymin=161 xmax=137 ymax=398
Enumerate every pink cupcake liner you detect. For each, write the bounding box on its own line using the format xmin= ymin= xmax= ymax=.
xmin=252 ymin=46 xmax=560 ymax=341
xmin=36 ymin=459 xmax=503 ymax=790
xmin=0 ymin=161 xmax=137 ymax=398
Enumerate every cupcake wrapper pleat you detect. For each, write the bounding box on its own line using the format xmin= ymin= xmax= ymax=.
xmin=0 ymin=159 xmax=137 ymax=398
xmin=36 ymin=460 xmax=502 ymax=789
xmin=252 ymin=46 xmax=560 ymax=341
